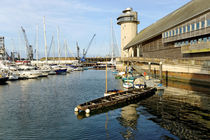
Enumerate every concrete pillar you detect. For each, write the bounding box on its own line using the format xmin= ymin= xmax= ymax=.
xmin=132 ymin=48 xmax=134 ymax=57
xmin=137 ymin=46 xmax=140 ymax=57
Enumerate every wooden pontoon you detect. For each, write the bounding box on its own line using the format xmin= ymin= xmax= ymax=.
xmin=75 ymin=87 xmax=157 ymax=113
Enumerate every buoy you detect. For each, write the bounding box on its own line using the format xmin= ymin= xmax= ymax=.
xmin=85 ymin=109 xmax=90 ymax=114
xmin=74 ymin=107 xmax=79 ymax=112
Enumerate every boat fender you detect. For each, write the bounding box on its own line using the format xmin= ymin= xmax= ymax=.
xmin=74 ymin=107 xmax=79 ymax=112
xmin=85 ymin=109 xmax=90 ymax=114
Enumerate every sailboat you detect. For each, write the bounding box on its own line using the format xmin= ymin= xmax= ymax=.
xmin=104 ymin=63 xmax=123 ymax=96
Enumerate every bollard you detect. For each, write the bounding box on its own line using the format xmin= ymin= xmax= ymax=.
xmin=159 ymin=62 xmax=162 ymax=83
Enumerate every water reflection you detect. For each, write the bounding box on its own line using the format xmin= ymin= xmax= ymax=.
xmin=117 ymin=104 xmax=139 ymax=139
xmin=139 ymin=86 xmax=210 ymax=139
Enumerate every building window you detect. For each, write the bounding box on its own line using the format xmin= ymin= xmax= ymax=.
xmin=194 ymin=39 xmax=197 ymax=44
xmin=198 ymin=38 xmax=202 ymax=43
xmin=201 ymin=21 xmax=205 ymax=28
xmin=166 ymin=32 xmax=168 ymax=38
xmin=208 ymin=37 xmax=210 ymax=42
xmin=169 ymin=31 xmax=171 ymax=37
xmin=190 ymin=40 xmax=193 ymax=44
xmin=207 ymin=19 xmax=210 ymax=27
xmin=183 ymin=26 xmax=186 ymax=33
xmin=203 ymin=37 xmax=207 ymax=42
xmin=172 ymin=30 xmax=175 ymax=36
xmin=196 ymin=22 xmax=200 ymax=30
xmin=179 ymin=27 xmax=182 ymax=34
xmin=187 ymin=25 xmax=190 ymax=32
xmin=176 ymin=28 xmax=178 ymax=35
xmin=191 ymin=23 xmax=195 ymax=31
xmin=185 ymin=41 xmax=188 ymax=45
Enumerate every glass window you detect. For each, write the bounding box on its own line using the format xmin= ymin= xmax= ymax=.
xmin=208 ymin=19 xmax=210 ymax=27
xmin=194 ymin=39 xmax=197 ymax=44
xmin=183 ymin=26 xmax=186 ymax=33
xmin=203 ymin=37 xmax=207 ymax=42
xmin=190 ymin=40 xmax=193 ymax=44
xmin=185 ymin=41 xmax=188 ymax=45
xmin=187 ymin=25 xmax=190 ymax=32
xmin=196 ymin=22 xmax=200 ymax=30
xmin=169 ymin=31 xmax=171 ymax=37
xmin=208 ymin=37 xmax=210 ymax=41
xmin=191 ymin=23 xmax=195 ymax=31
xmin=201 ymin=21 xmax=205 ymax=28
xmin=166 ymin=32 xmax=168 ymax=38
xmin=176 ymin=28 xmax=178 ymax=35
xmin=179 ymin=27 xmax=182 ymax=34
xmin=172 ymin=30 xmax=175 ymax=36
xmin=198 ymin=38 xmax=202 ymax=42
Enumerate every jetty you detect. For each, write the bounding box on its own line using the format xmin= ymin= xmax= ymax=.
xmin=74 ymin=87 xmax=156 ymax=114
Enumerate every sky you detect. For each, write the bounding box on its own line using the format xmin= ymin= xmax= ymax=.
xmin=0 ymin=0 xmax=191 ymax=58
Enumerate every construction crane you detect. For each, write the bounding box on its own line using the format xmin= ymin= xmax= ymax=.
xmin=76 ymin=42 xmax=80 ymax=59
xmin=81 ymin=34 xmax=96 ymax=62
xmin=21 ymin=26 xmax=33 ymax=60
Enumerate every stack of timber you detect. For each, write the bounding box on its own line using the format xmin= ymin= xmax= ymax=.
xmin=75 ymin=87 xmax=157 ymax=113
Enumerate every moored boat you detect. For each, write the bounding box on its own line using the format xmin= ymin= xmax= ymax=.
xmin=0 ymin=74 xmax=8 ymax=84
xmin=75 ymin=87 xmax=157 ymax=114
xmin=123 ymin=82 xmax=134 ymax=89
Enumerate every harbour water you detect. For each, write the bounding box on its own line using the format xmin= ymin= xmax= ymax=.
xmin=0 ymin=70 xmax=209 ymax=139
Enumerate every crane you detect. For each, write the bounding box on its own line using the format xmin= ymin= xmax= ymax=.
xmin=21 ymin=26 xmax=33 ymax=60
xmin=81 ymin=34 xmax=96 ymax=62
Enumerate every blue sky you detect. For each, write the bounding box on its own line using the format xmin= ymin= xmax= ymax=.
xmin=0 ymin=0 xmax=191 ymax=58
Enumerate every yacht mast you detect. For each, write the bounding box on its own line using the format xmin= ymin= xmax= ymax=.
xmin=36 ymin=25 xmax=39 ymax=64
xmin=57 ymin=26 xmax=61 ymax=64
xmin=43 ymin=17 xmax=48 ymax=62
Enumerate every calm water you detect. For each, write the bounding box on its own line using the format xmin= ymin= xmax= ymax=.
xmin=0 ymin=70 xmax=209 ymax=140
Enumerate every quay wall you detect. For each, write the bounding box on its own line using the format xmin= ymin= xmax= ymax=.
xmin=116 ymin=57 xmax=210 ymax=86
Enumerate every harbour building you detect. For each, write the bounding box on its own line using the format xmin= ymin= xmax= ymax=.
xmin=116 ymin=0 xmax=210 ymax=86
xmin=119 ymin=0 xmax=210 ymax=59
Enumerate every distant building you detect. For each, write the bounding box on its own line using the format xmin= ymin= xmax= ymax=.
xmin=0 ymin=36 xmax=6 ymax=60
xmin=119 ymin=0 xmax=210 ymax=59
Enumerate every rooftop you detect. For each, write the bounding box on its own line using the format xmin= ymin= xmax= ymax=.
xmin=124 ymin=0 xmax=210 ymax=50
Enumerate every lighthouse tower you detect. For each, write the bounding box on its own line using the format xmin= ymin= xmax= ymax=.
xmin=117 ymin=8 xmax=139 ymax=58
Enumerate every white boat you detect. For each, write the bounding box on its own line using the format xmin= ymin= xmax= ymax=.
xmin=74 ymin=67 xmax=83 ymax=71
xmin=123 ymin=82 xmax=133 ymax=89
xmin=8 ymin=72 xmax=19 ymax=81
xmin=18 ymin=70 xmax=41 ymax=79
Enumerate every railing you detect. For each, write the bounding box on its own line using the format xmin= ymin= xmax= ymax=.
xmin=181 ymin=42 xmax=210 ymax=54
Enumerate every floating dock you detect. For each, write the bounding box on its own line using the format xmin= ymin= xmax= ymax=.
xmin=75 ymin=87 xmax=157 ymax=114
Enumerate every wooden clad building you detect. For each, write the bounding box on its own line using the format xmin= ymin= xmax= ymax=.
xmin=123 ymin=0 xmax=210 ymax=59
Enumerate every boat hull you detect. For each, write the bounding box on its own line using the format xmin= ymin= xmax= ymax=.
xmin=0 ymin=77 xmax=9 ymax=84
xmin=55 ymin=69 xmax=67 ymax=75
